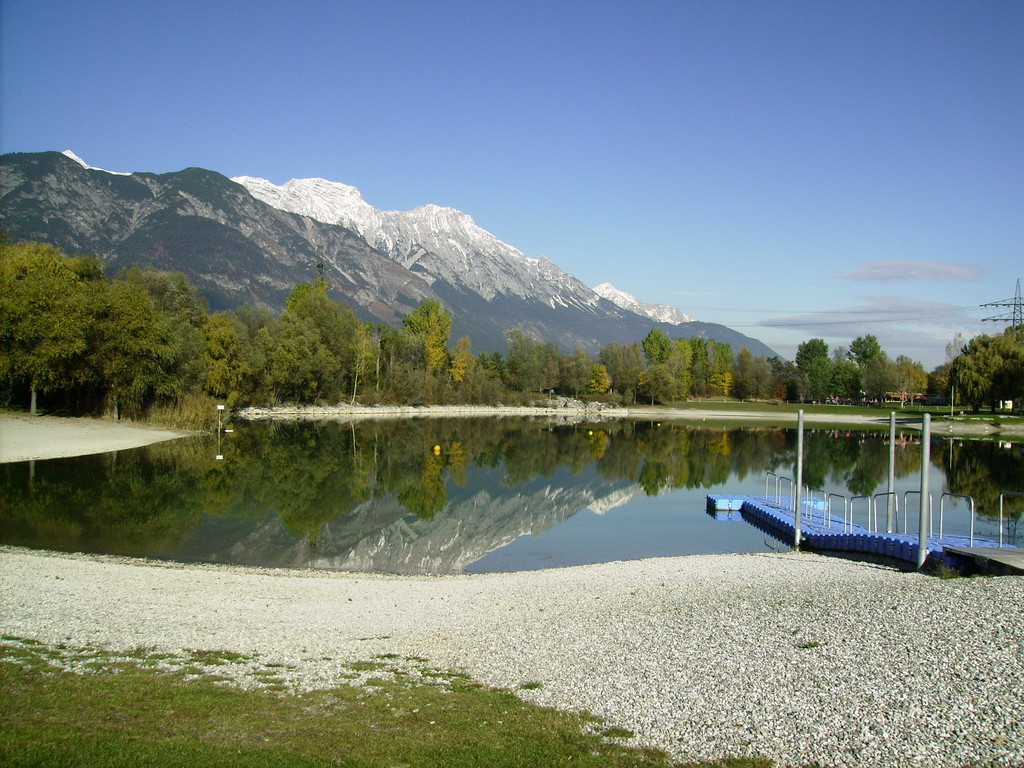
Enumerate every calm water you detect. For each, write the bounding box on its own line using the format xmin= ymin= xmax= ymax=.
xmin=1 ymin=418 xmax=1021 ymax=573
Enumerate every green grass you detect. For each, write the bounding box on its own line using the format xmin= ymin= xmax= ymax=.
xmin=0 ymin=639 xmax=779 ymax=768
xmin=646 ymin=399 xmax=1024 ymax=429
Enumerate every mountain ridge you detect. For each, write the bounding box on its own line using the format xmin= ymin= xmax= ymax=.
xmin=0 ymin=150 xmax=778 ymax=358
xmin=594 ymin=282 xmax=695 ymax=325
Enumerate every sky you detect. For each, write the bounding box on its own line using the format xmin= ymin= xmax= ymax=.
xmin=2 ymin=0 xmax=1021 ymax=369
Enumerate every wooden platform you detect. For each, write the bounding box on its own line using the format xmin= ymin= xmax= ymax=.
xmin=943 ymin=546 xmax=1024 ymax=576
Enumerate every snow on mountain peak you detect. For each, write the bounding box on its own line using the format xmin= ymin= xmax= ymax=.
xmin=61 ymin=150 xmax=130 ymax=175
xmin=233 ymin=173 xmax=599 ymax=307
xmin=594 ymin=283 xmax=695 ymax=325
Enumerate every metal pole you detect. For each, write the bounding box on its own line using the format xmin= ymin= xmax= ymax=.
xmin=794 ymin=409 xmax=804 ymax=551
xmin=917 ymin=414 xmax=931 ymax=569
xmin=887 ymin=411 xmax=896 ymax=532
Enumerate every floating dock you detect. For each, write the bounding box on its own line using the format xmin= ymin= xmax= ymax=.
xmin=706 ymin=494 xmax=1019 ymax=572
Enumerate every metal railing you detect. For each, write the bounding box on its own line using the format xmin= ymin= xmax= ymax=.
xmin=803 ymin=487 xmax=826 ymax=525
xmin=764 ymin=472 xmax=795 ymax=507
xmin=997 ymin=491 xmax=1024 ymax=547
xmin=903 ymin=490 xmax=935 ymax=536
xmin=850 ymin=495 xmax=872 ymax=532
xmin=827 ymin=493 xmax=850 ymax=532
xmin=759 ymin=472 xmax=1013 ymax=548
xmin=939 ymin=493 xmax=975 ymax=545
xmin=874 ymin=491 xmax=899 ymax=534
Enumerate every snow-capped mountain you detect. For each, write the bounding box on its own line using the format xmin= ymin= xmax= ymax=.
xmin=1 ymin=150 xmax=778 ymax=357
xmin=233 ymin=175 xmax=597 ymax=309
xmin=594 ymin=282 xmax=695 ymax=325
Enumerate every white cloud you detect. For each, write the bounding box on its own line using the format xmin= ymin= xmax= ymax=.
xmin=834 ymin=260 xmax=984 ymax=283
xmin=761 ymin=296 xmax=962 ymax=328
xmin=758 ymin=297 xmax=986 ymax=368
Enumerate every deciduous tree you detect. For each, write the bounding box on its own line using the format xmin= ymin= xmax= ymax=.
xmin=0 ymin=241 xmax=96 ymax=414
xmin=642 ymin=328 xmax=671 ymax=366
xmin=795 ymin=338 xmax=831 ymax=401
xmin=588 ymin=363 xmax=612 ymax=395
xmin=849 ymin=335 xmax=882 ymax=367
xmin=402 ymin=299 xmax=452 ymax=375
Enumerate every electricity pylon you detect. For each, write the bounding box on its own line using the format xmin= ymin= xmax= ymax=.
xmin=981 ymin=278 xmax=1023 ymax=329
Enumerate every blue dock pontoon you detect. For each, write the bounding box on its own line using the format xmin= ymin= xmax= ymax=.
xmin=706 ymin=412 xmax=1021 ymax=574
xmin=706 ymin=493 xmax=1019 ymax=573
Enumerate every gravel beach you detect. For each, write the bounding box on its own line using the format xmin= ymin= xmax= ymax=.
xmin=2 ymin=412 xmax=1023 ymax=766
xmin=2 ymin=546 xmax=1022 ymax=767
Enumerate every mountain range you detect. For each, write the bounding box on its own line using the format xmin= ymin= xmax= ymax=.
xmin=0 ymin=150 xmax=776 ymax=357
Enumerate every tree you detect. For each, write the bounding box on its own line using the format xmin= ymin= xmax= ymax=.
xmin=732 ymin=347 xmax=754 ymax=401
xmin=769 ymin=356 xmax=800 ymax=401
xmin=402 ymin=299 xmax=452 ymax=375
xmin=588 ymin=364 xmax=612 ymax=395
xmin=893 ymin=355 xmax=927 ymax=405
xmin=537 ymin=342 xmax=562 ymax=394
xmin=709 ymin=370 xmax=733 ymax=398
xmin=271 ymin=279 xmax=359 ymax=403
xmin=120 ymin=266 xmax=209 ymax=401
xmin=599 ymin=342 xmax=644 ymax=402
xmin=668 ymin=337 xmax=693 ymax=398
xmin=991 ymin=329 xmax=1024 ymax=406
xmin=709 ymin=341 xmax=734 ymax=397
xmin=92 ymin=280 xmax=176 ymax=420
xmin=204 ymin=312 xmax=249 ymax=406
xmin=560 ymin=348 xmax=593 ymax=397
xmin=349 ymin=322 xmax=376 ymax=404
xmin=639 ymin=363 xmax=676 ymax=404
xmin=642 ymin=328 xmax=671 ymax=366
xmin=448 ymin=336 xmax=474 ymax=384
xmin=689 ymin=338 xmax=710 ymax=396
xmin=830 ymin=359 xmax=861 ymax=400
xmin=861 ymin=352 xmax=896 ymax=401
xmin=951 ymin=328 xmax=1024 ymax=412
xmin=504 ymin=329 xmax=540 ymax=392
xmin=746 ymin=354 xmax=773 ymax=400
xmin=849 ymin=335 xmax=882 ymax=367
xmin=795 ymin=338 xmax=831 ymax=401
xmin=0 ymin=241 xmax=96 ymax=414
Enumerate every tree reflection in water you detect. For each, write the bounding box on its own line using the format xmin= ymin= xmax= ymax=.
xmin=1 ymin=418 xmax=1020 ymax=571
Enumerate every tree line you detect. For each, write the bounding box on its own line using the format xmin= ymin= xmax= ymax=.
xmin=2 ymin=238 xmax=1021 ymax=421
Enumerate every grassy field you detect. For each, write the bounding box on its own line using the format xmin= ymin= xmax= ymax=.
xmin=651 ymin=399 xmax=1023 ymax=427
xmin=661 ymin=399 xmax=963 ymax=417
xmin=1 ymin=638 xmax=774 ymax=768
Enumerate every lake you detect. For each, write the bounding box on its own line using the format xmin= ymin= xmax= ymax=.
xmin=1 ymin=417 xmax=1021 ymax=573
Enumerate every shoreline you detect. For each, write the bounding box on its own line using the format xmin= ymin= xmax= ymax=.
xmin=0 ymin=413 xmax=191 ymax=463
xmin=2 ymin=544 xmax=1021 ymax=767
xmin=2 ymin=403 xmax=1019 ymax=464
xmin=239 ymin=402 xmax=1021 ymax=436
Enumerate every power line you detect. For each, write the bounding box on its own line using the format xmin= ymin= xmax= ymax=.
xmin=981 ymin=278 xmax=1023 ymax=327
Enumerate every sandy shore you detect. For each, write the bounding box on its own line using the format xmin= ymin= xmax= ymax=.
xmin=0 ymin=413 xmax=191 ymax=463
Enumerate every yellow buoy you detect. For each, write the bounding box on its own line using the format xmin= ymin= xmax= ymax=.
xmin=433 ymin=445 xmax=441 ymax=454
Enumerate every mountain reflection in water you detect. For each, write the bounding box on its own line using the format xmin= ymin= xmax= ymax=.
xmin=2 ymin=418 xmax=1021 ymax=573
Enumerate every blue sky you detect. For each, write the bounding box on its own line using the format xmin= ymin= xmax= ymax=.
xmin=2 ymin=0 xmax=1021 ymax=368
